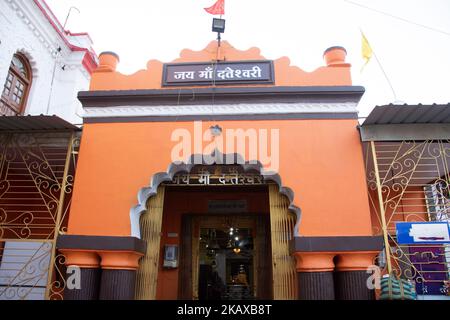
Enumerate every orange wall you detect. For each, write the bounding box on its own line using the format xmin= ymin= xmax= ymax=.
xmin=67 ymin=119 xmax=373 ymax=238
xmin=156 ymin=187 xmax=269 ymax=300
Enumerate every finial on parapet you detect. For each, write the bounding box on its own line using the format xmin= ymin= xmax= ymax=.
xmin=323 ymin=46 xmax=348 ymax=67
xmin=96 ymin=51 xmax=120 ymax=73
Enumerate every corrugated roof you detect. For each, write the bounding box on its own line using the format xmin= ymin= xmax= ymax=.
xmin=362 ymin=104 xmax=450 ymax=126
xmin=0 ymin=115 xmax=80 ymax=132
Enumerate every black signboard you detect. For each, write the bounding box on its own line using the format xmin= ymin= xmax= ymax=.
xmin=162 ymin=60 xmax=274 ymax=87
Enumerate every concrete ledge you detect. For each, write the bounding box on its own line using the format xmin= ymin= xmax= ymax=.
xmin=292 ymin=236 xmax=384 ymax=253
xmin=57 ymin=235 xmax=147 ymax=254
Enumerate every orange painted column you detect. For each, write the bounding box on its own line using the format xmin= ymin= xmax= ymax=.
xmin=60 ymin=249 xmax=144 ymax=300
xmin=294 ymin=253 xmax=336 ymax=300
xmin=60 ymin=250 xmax=101 ymax=300
xmin=293 ymin=235 xmax=383 ymax=300
xmin=98 ymin=251 xmax=143 ymax=300
xmin=57 ymin=235 xmax=146 ymax=300
xmin=62 ymin=250 xmax=100 ymax=268
xmin=334 ymin=252 xmax=378 ymax=300
xmin=293 ymin=251 xmax=379 ymax=300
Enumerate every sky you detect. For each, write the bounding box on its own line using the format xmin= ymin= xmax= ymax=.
xmin=46 ymin=0 xmax=450 ymax=118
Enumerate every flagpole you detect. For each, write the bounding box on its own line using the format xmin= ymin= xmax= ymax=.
xmin=205 ymin=1 xmax=225 ymax=53
xmin=217 ymin=14 xmax=223 ymax=48
xmin=360 ymin=28 xmax=398 ymax=102
xmin=217 ymin=32 xmax=222 ymax=47
xmin=372 ymin=51 xmax=398 ymax=102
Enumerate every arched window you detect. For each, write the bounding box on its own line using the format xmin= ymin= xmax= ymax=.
xmin=0 ymin=53 xmax=32 ymax=116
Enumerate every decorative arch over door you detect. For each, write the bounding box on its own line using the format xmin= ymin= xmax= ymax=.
xmin=132 ymin=152 xmax=301 ymax=300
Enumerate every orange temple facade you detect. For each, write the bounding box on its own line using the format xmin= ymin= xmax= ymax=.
xmin=2 ymin=39 xmax=449 ymax=300
xmin=58 ymin=41 xmax=382 ymax=300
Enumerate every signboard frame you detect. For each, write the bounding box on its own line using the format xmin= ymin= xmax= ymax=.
xmin=396 ymin=221 xmax=450 ymax=245
xmin=162 ymin=60 xmax=275 ymax=87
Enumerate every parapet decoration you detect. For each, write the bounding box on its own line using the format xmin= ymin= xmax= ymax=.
xmin=91 ymin=41 xmax=352 ymax=91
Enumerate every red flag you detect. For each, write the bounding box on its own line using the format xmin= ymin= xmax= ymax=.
xmin=204 ymin=0 xmax=225 ymax=15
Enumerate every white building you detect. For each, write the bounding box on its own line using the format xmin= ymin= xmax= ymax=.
xmin=0 ymin=0 xmax=97 ymax=300
xmin=0 ymin=0 xmax=97 ymax=124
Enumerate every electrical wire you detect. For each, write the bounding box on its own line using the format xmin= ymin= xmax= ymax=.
xmin=344 ymin=0 xmax=450 ymax=37
xmin=46 ymin=47 xmax=62 ymax=115
xmin=173 ymin=40 xmax=222 ymax=124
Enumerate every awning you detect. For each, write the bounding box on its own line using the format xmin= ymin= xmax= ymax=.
xmin=360 ymin=104 xmax=450 ymax=141
xmin=363 ymin=104 xmax=450 ymax=125
xmin=0 ymin=115 xmax=80 ymax=132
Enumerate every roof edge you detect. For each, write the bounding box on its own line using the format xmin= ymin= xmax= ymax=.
xmin=0 ymin=115 xmax=80 ymax=132
xmin=78 ymin=86 xmax=365 ymax=107
xmin=362 ymin=104 xmax=450 ymax=126
xmin=80 ymin=86 xmax=365 ymax=97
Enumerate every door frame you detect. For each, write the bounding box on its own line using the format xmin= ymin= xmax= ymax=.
xmin=178 ymin=213 xmax=271 ymax=300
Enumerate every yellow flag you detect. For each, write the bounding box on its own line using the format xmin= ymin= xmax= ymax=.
xmin=361 ymin=32 xmax=373 ymax=72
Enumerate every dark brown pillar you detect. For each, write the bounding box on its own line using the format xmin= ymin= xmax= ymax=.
xmin=98 ymin=251 xmax=143 ymax=300
xmin=335 ymin=271 xmax=375 ymax=300
xmin=64 ymin=268 xmax=101 ymax=300
xmin=99 ymin=269 xmax=137 ymax=300
xmin=294 ymin=253 xmax=336 ymax=300
xmin=335 ymin=252 xmax=378 ymax=300
xmin=57 ymin=235 xmax=147 ymax=301
xmin=298 ymin=272 xmax=335 ymax=300
xmin=59 ymin=250 xmax=101 ymax=301
xmin=293 ymin=237 xmax=383 ymax=301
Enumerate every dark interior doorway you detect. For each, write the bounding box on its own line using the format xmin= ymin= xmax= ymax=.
xmin=198 ymin=227 xmax=255 ymax=300
xmin=175 ymin=185 xmax=273 ymax=300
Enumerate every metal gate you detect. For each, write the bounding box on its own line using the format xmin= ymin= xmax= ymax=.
xmin=0 ymin=130 xmax=79 ymax=300
xmin=365 ymin=140 xmax=450 ymax=298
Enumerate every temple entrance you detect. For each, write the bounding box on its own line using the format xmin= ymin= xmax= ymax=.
xmin=135 ymin=165 xmax=298 ymax=300
xmin=198 ymin=222 xmax=256 ymax=301
xmin=188 ymin=214 xmax=271 ymax=301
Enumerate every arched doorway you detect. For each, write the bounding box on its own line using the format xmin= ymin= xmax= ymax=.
xmin=132 ymin=157 xmax=300 ymax=300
